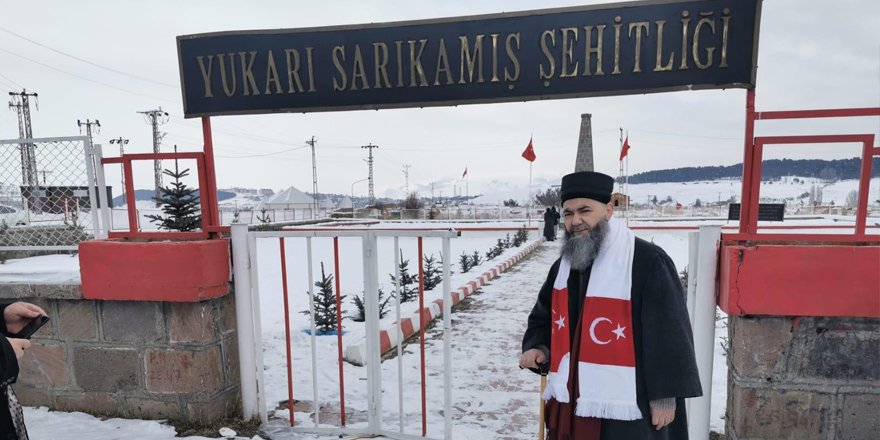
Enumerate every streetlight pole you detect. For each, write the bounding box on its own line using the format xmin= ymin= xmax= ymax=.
xmin=351 ymin=177 xmax=369 ymax=218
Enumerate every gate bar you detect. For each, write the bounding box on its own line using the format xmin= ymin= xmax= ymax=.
xmin=279 ymin=238 xmax=295 ymax=426
xmin=306 ymin=237 xmax=320 ymax=426
xmin=394 ymin=237 xmax=404 ymax=433
xmin=333 ymin=237 xmax=347 ymax=426
xmin=418 ymin=237 xmax=427 ymax=436
xmin=231 ymin=224 xmax=258 ymax=420
xmin=441 ymin=236 xmax=453 ymax=439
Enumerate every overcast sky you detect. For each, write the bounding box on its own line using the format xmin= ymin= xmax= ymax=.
xmin=0 ymin=0 xmax=878 ymax=200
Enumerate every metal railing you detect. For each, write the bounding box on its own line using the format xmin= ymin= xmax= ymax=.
xmin=231 ymin=225 xmax=459 ymax=439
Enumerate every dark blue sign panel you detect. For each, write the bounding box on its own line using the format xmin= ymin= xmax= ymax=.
xmin=177 ymin=0 xmax=761 ymax=117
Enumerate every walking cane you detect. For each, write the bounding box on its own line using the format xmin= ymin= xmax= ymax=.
xmin=537 ymin=362 xmax=549 ymax=440
xmin=538 ymin=374 xmax=547 ymax=440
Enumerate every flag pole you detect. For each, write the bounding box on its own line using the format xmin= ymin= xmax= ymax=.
xmin=528 ymin=161 xmax=533 ymax=227
xmin=625 ymin=130 xmax=630 ymax=223
xmin=618 ymin=128 xmax=624 ymax=222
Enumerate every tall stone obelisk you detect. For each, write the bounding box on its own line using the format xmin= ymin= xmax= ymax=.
xmin=574 ymin=113 xmax=594 ymax=172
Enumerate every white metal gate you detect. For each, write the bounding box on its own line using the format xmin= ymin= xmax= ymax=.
xmin=231 ymin=225 xmax=458 ymax=439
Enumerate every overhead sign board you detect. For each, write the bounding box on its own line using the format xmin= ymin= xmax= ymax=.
xmin=177 ymin=0 xmax=761 ymax=117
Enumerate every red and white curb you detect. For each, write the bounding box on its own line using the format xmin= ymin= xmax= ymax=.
xmin=344 ymin=237 xmax=546 ymax=366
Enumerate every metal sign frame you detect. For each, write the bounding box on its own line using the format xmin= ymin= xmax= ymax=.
xmin=177 ymin=0 xmax=762 ymax=117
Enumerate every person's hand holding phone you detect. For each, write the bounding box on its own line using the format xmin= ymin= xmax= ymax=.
xmin=4 ymin=302 xmax=46 ymax=335
xmin=5 ymin=337 xmax=31 ymax=359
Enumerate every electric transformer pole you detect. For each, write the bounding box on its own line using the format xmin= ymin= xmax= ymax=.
xmin=8 ymin=90 xmax=39 ymax=186
xmin=402 ymin=164 xmax=411 ymax=196
xmin=138 ymin=108 xmax=169 ymax=205
xmin=307 ymin=136 xmax=319 ymax=217
xmin=77 ymin=118 xmax=101 ymax=143
xmin=361 ymin=143 xmax=379 ymax=205
xmin=110 ymin=137 xmax=130 ymax=203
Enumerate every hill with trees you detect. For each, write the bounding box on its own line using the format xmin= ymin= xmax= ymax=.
xmin=626 ymin=157 xmax=880 ymax=184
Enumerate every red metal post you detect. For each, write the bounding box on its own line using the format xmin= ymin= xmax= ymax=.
xmin=855 ymin=137 xmax=876 ymax=237
xmin=739 ymin=89 xmax=757 ymax=234
xmin=124 ymin=159 xmax=138 ymax=234
xmin=196 ymin=157 xmax=210 ymax=233
xmin=418 ymin=237 xmax=427 ymax=437
xmin=201 ymin=117 xmax=221 ymax=233
xmin=748 ymin=140 xmax=765 ymax=235
xmin=279 ymin=238 xmax=295 ymax=426
xmin=333 ymin=237 xmax=346 ymax=426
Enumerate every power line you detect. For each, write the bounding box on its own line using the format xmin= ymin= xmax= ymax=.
xmin=0 ymin=72 xmax=22 ymax=90
xmin=214 ymin=145 xmax=309 ymax=159
xmin=0 ymin=27 xmax=178 ymax=88
xmin=0 ymin=47 xmax=177 ymax=104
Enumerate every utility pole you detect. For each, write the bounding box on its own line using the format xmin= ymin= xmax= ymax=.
xmin=402 ymin=164 xmax=411 ymax=196
xmin=77 ymin=118 xmax=101 ymax=145
xmin=138 ymin=108 xmax=169 ymax=205
xmin=110 ymin=137 xmax=130 ymax=203
xmin=361 ymin=143 xmax=379 ymax=205
xmin=307 ymin=136 xmax=319 ymax=218
xmin=8 ymin=90 xmax=39 ymax=186
xmin=37 ymin=169 xmax=52 ymax=186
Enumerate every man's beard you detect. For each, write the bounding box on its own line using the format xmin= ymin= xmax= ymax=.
xmin=560 ymin=218 xmax=609 ymax=271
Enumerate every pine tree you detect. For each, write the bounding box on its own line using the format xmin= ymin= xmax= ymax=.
xmin=423 ymin=253 xmax=443 ymax=291
xmin=389 ymin=250 xmax=418 ymax=302
xmin=146 ymin=157 xmax=201 ymax=232
xmin=470 ymin=250 xmax=482 ymax=268
xmin=459 ymin=251 xmax=472 ymax=273
xmin=301 ymin=262 xmax=345 ymax=334
xmin=350 ymin=288 xmax=392 ymax=322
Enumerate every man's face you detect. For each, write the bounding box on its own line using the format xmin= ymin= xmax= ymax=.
xmin=562 ymin=197 xmax=612 ymax=236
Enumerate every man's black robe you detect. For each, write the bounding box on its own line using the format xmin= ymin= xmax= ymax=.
xmin=0 ymin=303 xmax=22 ymax=438
xmin=522 ymin=237 xmax=702 ymax=440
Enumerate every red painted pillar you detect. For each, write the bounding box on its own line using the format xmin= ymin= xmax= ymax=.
xmin=739 ymin=89 xmax=757 ymax=234
xmin=201 ymin=117 xmax=221 ymax=233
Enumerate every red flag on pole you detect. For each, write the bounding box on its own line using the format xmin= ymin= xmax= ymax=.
xmin=619 ymin=136 xmax=631 ymax=161
xmin=521 ymin=137 xmax=536 ymax=162
xmin=462 ymin=166 xmax=468 ymax=178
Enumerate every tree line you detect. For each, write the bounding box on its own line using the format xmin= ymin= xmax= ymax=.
xmin=626 ymin=157 xmax=880 ymax=184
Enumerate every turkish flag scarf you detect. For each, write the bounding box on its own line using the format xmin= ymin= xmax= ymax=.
xmin=543 ymin=217 xmax=641 ymax=421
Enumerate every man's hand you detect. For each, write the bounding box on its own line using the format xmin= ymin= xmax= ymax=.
xmin=6 ymin=337 xmax=31 ymax=359
xmin=650 ymin=407 xmax=675 ymax=430
xmin=4 ymin=301 xmax=46 ymax=335
xmin=519 ymin=348 xmax=547 ymax=370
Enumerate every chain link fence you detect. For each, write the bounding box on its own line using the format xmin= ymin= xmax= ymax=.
xmin=0 ymin=136 xmax=107 ymax=253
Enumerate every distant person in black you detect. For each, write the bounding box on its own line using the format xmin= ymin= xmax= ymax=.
xmin=551 ymin=206 xmax=560 ymax=240
xmin=543 ymin=207 xmax=555 ymax=241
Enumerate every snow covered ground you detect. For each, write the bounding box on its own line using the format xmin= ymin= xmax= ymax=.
xmin=7 ymin=213 xmax=877 ymax=439
xmin=15 ymin=221 xmax=724 ymax=439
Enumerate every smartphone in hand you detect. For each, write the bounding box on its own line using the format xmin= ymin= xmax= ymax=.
xmin=12 ymin=315 xmax=49 ymax=339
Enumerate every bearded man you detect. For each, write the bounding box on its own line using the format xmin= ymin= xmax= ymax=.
xmin=520 ymin=171 xmax=702 ymax=440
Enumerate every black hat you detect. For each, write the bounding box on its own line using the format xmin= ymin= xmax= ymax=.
xmin=560 ymin=171 xmax=614 ymax=204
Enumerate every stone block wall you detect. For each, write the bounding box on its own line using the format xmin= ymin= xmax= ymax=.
xmin=727 ymin=315 xmax=879 ymax=440
xmin=6 ymin=285 xmax=241 ymax=424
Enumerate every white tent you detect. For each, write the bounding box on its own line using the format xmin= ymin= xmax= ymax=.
xmin=319 ymin=198 xmax=336 ymax=209
xmin=264 ymin=186 xmax=314 ymax=210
